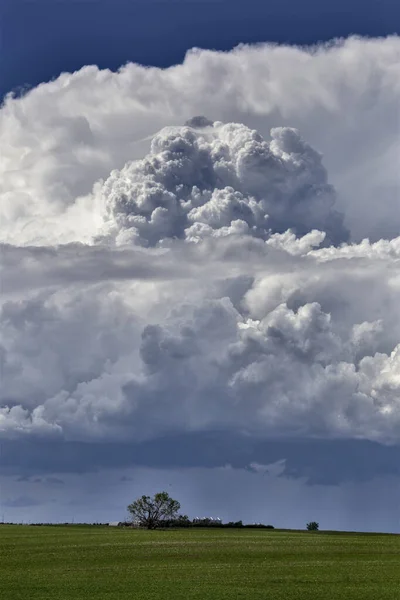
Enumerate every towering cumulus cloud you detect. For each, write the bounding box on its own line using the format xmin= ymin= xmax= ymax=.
xmin=1 ymin=37 xmax=400 ymax=455
xmin=100 ymin=121 xmax=347 ymax=246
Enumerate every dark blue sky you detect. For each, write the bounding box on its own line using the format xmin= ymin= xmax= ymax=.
xmin=1 ymin=0 xmax=398 ymax=100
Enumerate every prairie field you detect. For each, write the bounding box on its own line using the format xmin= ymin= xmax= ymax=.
xmin=1 ymin=525 xmax=400 ymax=599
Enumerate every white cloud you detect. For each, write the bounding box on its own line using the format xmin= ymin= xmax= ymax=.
xmin=98 ymin=122 xmax=346 ymax=246
xmin=1 ymin=36 xmax=400 ymax=447
xmin=1 ymin=36 xmax=399 ymax=245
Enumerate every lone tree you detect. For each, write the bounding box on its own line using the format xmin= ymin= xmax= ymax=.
xmin=306 ymin=521 xmax=319 ymax=531
xmin=127 ymin=492 xmax=181 ymax=530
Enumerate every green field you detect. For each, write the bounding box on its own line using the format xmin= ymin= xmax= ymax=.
xmin=1 ymin=525 xmax=400 ymax=599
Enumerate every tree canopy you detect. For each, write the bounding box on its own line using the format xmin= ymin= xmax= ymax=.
xmin=127 ymin=492 xmax=181 ymax=529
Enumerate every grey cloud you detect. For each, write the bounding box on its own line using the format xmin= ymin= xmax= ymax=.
xmin=248 ymin=459 xmax=287 ymax=477
xmin=2 ymin=434 xmax=400 ymax=487
xmin=34 ymin=477 xmax=65 ymax=485
xmin=1 ymin=232 xmax=399 ymax=444
xmin=184 ymin=116 xmax=215 ymax=129
xmin=0 ymin=243 xmax=193 ymax=295
xmin=3 ymin=495 xmax=41 ymax=508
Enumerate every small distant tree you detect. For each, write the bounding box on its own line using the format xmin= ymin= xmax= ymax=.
xmin=127 ymin=492 xmax=180 ymax=530
xmin=307 ymin=521 xmax=319 ymax=531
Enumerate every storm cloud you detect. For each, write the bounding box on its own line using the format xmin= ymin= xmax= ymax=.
xmin=1 ymin=36 xmax=400 ymax=525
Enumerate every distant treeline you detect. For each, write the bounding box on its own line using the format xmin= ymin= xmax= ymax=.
xmin=4 ymin=519 xmax=275 ymax=529
xmin=120 ymin=517 xmax=275 ymax=529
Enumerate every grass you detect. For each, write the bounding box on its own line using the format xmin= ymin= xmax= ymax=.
xmin=1 ymin=525 xmax=400 ymax=599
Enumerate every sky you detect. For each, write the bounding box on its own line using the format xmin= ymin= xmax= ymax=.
xmin=1 ymin=1 xmax=400 ymax=531
xmin=1 ymin=0 xmax=398 ymax=100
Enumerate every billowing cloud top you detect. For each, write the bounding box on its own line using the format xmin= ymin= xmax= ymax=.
xmin=100 ymin=121 xmax=347 ymax=246
xmin=1 ymin=36 xmax=400 ymax=450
